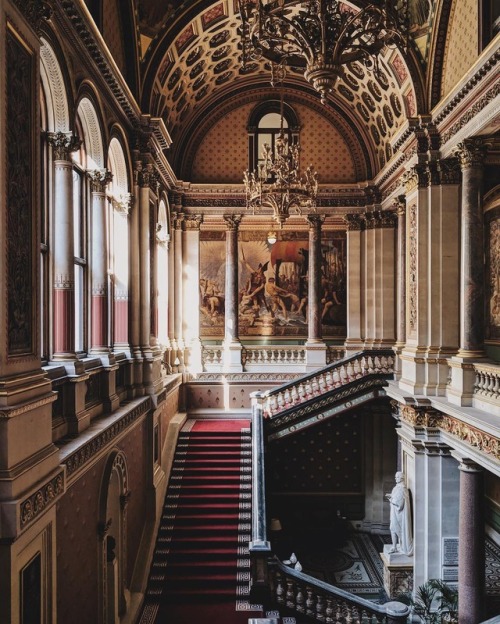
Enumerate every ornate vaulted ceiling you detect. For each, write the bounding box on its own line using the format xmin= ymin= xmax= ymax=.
xmin=133 ymin=1 xmax=428 ymax=182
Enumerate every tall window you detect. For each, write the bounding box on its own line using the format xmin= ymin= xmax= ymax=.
xmin=481 ymin=0 xmax=500 ymax=48
xmin=248 ymin=101 xmax=300 ymax=174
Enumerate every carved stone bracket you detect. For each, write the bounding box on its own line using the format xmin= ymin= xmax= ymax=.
xmin=47 ymin=132 xmax=82 ymax=161
xmin=399 ymin=405 xmax=443 ymax=428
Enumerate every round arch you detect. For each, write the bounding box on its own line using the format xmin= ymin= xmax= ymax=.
xmin=76 ymin=93 xmax=105 ymax=169
xmin=40 ymin=37 xmax=71 ymax=133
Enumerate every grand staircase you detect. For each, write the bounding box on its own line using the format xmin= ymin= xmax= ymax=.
xmin=139 ymin=420 xmax=255 ymax=623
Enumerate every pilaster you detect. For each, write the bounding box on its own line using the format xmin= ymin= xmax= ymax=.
xmin=182 ymin=214 xmax=204 ymax=373
xmin=305 ymin=215 xmax=326 ymax=369
xmin=344 ymin=214 xmax=364 ymax=352
xmin=223 ymin=215 xmax=243 ymax=372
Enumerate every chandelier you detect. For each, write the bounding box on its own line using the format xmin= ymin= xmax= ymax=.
xmin=238 ymin=0 xmax=409 ymax=103
xmin=243 ymin=67 xmax=319 ymax=227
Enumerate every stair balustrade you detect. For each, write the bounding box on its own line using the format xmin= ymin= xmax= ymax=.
xmin=248 ymin=352 xmax=410 ymax=623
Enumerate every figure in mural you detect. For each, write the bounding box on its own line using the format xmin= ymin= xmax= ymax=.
xmin=200 ymin=278 xmax=224 ymax=319
xmin=265 ymin=277 xmax=295 ymax=321
xmin=242 ymin=253 xmax=271 ymax=318
xmin=385 ymin=471 xmax=413 ymax=556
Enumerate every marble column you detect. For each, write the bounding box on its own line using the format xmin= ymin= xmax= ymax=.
xmin=344 ymin=214 xmax=364 ymax=352
xmin=89 ymin=168 xmax=113 ymax=354
xmin=138 ymin=166 xmax=154 ymax=358
xmin=458 ymin=460 xmax=485 ymax=624
xmin=182 ymin=215 xmax=203 ymax=373
xmin=306 ymin=214 xmax=326 ymax=369
xmin=173 ymin=211 xmax=184 ymax=370
xmin=47 ymin=132 xmax=81 ymax=359
xmin=456 ymin=139 xmax=486 ymax=356
xmin=223 ymin=215 xmax=243 ymax=372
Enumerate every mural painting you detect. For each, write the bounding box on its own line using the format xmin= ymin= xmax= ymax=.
xmin=199 ymin=231 xmax=346 ymax=339
xmin=486 ymin=209 xmax=500 ymax=342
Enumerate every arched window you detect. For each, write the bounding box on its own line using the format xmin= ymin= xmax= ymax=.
xmin=40 ymin=85 xmax=50 ymax=364
xmin=247 ymin=100 xmax=300 ymax=174
xmin=481 ymin=0 xmax=500 ymax=49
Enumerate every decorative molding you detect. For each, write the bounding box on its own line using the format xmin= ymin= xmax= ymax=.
xmin=184 ymin=215 xmax=204 ymax=230
xmin=40 ymin=39 xmax=70 ymax=132
xmin=394 ymin=195 xmax=406 ymax=216
xmin=441 ymin=416 xmax=499 ymax=461
xmin=111 ymin=193 xmax=134 ymax=215
xmin=399 ymin=405 xmax=442 ymax=428
xmin=63 ymin=398 xmax=152 ymax=476
xmin=187 ymin=372 xmax=302 ymax=383
xmin=0 ymin=394 xmax=56 ymax=419
xmin=20 ymin=470 xmax=65 ymax=529
xmin=408 ymin=203 xmax=418 ymax=333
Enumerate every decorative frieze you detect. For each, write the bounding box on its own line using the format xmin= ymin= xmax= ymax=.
xmin=20 ymin=470 xmax=65 ymax=529
xmin=408 ymin=203 xmax=417 ymax=333
xmin=47 ymin=132 xmax=82 ymax=161
xmin=63 ymin=398 xmax=152 ymax=477
xmin=440 ymin=416 xmax=499 ymax=460
xmin=399 ymin=405 xmax=442 ymax=428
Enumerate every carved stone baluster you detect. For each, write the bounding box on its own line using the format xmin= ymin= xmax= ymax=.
xmin=316 ymin=594 xmax=326 ymax=622
xmin=325 ymin=370 xmax=333 ymax=388
xmin=360 ymin=356 xmax=368 ymax=374
xmin=285 ymin=580 xmax=295 ymax=608
xmin=305 ymin=587 xmax=315 ymax=617
xmin=318 ymin=374 xmax=326 ymax=393
xmin=339 ymin=365 xmax=347 ymax=383
xmin=277 ymin=392 xmax=285 ymax=411
xmin=269 ymin=395 xmax=278 ymax=415
xmin=284 ymin=388 xmax=291 ymax=406
xmin=492 ymin=373 xmax=499 ymax=399
xmin=312 ymin=377 xmax=320 ymax=395
xmin=296 ymin=584 xmax=305 ymax=613
xmin=298 ymin=383 xmax=305 ymax=401
xmin=380 ymin=355 xmax=388 ymax=371
xmin=346 ymin=361 xmax=354 ymax=380
xmin=305 ymin=380 xmax=312 ymax=397
xmin=367 ymin=356 xmax=375 ymax=373
xmin=291 ymin=385 xmax=299 ymax=404
xmin=374 ymin=356 xmax=382 ymax=371
xmin=275 ymin=573 xmax=285 ymax=604
xmin=332 ymin=368 xmax=341 ymax=387
xmin=353 ymin=358 xmax=361 ymax=378
xmin=325 ymin=598 xmax=334 ymax=623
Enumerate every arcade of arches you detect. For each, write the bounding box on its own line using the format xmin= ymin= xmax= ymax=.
xmin=0 ymin=1 xmax=499 ymax=623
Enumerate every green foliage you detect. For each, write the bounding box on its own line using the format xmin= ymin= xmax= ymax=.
xmin=396 ymin=579 xmax=458 ymax=624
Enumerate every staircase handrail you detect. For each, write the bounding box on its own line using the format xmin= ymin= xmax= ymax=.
xmin=260 ymin=349 xmax=395 ymax=419
xmin=270 ymin=557 xmax=410 ymax=623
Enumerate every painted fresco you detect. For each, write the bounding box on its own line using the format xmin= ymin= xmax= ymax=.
xmin=200 ymin=231 xmax=346 ymax=338
xmin=486 ymin=209 xmax=500 ymax=342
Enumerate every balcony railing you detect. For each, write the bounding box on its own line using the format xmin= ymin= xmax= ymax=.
xmin=474 ymin=361 xmax=500 ymax=415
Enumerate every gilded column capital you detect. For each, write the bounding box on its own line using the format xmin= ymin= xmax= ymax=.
xmin=402 ymin=164 xmax=429 ymax=193
xmin=184 ymin=215 xmax=203 ymax=230
xmin=306 ymin=213 xmax=325 ymax=229
xmin=47 ymin=132 xmax=82 ymax=161
xmin=454 ymin=138 xmax=487 ymax=169
xmin=13 ymin=0 xmax=52 ymax=33
xmin=136 ymin=163 xmax=159 ymax=190
xmin=343 ymin=213 xmax=364 ymax=231
xmin=111 ymin=193 xmax=134 ymax=215
xmin=88 ymin=168 xmax=113 ymax=193
xmin=437 ymin=157 xmax=461 ymax=185
xmin=223 ymin=214 xmax=242 ymax=230
xmin=172 ymin=212 xmax=184 ymax=230
xmin=393 ymin=195 xmax=406 ymax=217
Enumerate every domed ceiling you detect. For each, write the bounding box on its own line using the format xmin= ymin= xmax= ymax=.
xmin=136 ymin=1 xmax=427 ymax=181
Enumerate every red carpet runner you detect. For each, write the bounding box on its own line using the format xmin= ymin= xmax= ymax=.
xmin=138 ymin=419 xmax=256 ymax=623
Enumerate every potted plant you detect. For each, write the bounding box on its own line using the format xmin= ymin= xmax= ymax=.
xmin=397 ymin=579 xmax=458 ymax=624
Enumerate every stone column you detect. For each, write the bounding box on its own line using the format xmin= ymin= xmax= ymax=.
xmin=456 ymin=139 xmax=486 ymax=356
xmin=373 ymin=210 xmax=396 ymax=348
xmin=88 ymin=169 xmax=113 ymax=354
xmin=458 ymin=460 xmax=484 ymax=624
xmin=306 ymin=214 xmax=326 ymax=369
xmin=137 ymin=166 xmax=153 ymax=358
xmin=130 ymin=162 xmax=143 ymax=393
xmin=223 ymin=215 xmax=243 ymax=372
xmin=449 ymin=140 xmax=486 ymax=405
xmin=344 ymin=214 xmax=364 ymax=352
xmin=47 ymin=132 xmax=81 ymax=359
xmin=173 ymin=211 xmax=184 ymax=370
xmin=182 ymin=215 xmax=203 ymax=373
xmin=394 ymin=196 xmax=406 ymax=366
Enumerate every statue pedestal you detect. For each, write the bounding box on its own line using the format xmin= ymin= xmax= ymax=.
xmin=381 ymin=545 xmax=413 ymax=599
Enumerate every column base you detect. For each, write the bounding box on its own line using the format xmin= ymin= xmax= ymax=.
xmin=305 ymin=341 xmax=327 ymax=370
xmin=381 ymin=545 xmax=414 ymax=599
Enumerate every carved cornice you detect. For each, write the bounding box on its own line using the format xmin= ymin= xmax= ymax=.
xmin=399 ymin=405 xmax=442 ymax=428
xmin=88 ymin=169 xmax=113 ymax=193
xmin=454 ymin=138 xmax=487 ymax=169
xmin=47 ymin=132 xmax=82 ymax=161
xmin=63 ymin=398 xmax=152 ymax=477
xmin=20 ymin=470 xmax=65 ymax=530
xmin=13 ymin=0 xmax=52 ymax=33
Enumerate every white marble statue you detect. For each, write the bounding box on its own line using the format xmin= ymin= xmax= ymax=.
xmin=385 ymin=471 xmax=413 ymax=556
